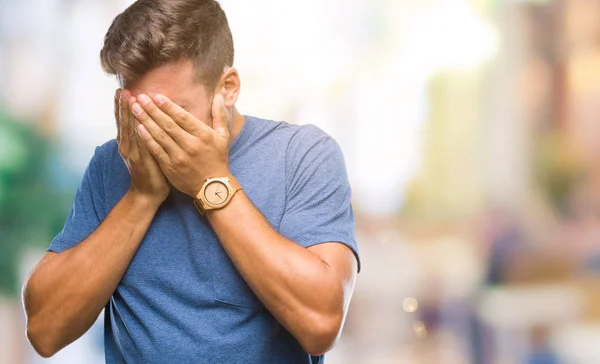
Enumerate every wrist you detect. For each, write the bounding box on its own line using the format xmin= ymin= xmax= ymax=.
xmin=126 ymin=189 xmax=165 ymax=210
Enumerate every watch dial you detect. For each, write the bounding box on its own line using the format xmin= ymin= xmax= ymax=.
xmin=204 ymin=181 xmax=229 ymax=206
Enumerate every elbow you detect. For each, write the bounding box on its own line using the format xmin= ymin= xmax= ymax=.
xmin=24 ymin=296 xmax=57 ymax=357
xmin=26 ymin=320 xmax=59 ymax=358
xmin=22 ymin=253 xmax=63 ymax=358
xmin=299 ymin=313 xmax=343 ymax=356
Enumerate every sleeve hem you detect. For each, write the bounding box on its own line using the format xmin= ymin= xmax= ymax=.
xmin=46 ymin=240 xmax=71 ymax=254
xmin=295 ymin=235 xmax=361 ymax=273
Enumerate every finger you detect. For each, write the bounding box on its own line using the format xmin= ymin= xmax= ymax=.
xmin=130 ymin=98 xmax=180 ymax=156
xmin=211 ymin=93 xmax=230 ymax=141
xmin=134 ymin=119 xmax=145 ymax=151
xmin=136 ymin=123 xmax=171 ymax=166
xmin=114 ymin=88 xmax=122 ymax=143
xmin=152 ymin=93 xmax=208 ymax=136
xmin=134 ymin=119 xmax=156 ymax=163
xmin=119 ymin=89 xmax=132 ymax=154
xmin=126 ymin=96 xmax=138 ymax=158
xmin=137 ymin=94 xmax=191 ymax=145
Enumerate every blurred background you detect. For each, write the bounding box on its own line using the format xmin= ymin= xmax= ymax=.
xmin=1 ymin=0 xmax=600 ymax=363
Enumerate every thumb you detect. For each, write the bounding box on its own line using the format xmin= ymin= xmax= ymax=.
xmin=212 ymin=93 xmax=230 ymax=141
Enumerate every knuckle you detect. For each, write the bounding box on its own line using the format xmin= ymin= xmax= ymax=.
xmin=171 ymin=154 xmax=186 ymax=166
xmin=155 ymin=130 xmax=167 ymax=141
xmin=152 ymin=147 xmax=163 ymax=156
xmin=183 ymin=140 xmax=200 ymax=154
xmin=199 ymin=131 xmax=210 ymax=143
xmin=163 ymin=120 xmax=176 ymax=132
xmin=174 ymin=113 xmax=188 ymax=126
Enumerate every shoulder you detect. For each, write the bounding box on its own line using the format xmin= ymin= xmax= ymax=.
xmin=287 ymin=123 xmax=336 ymax=155
xmin=96 ymin=138 xmax=119 ymax=157
xmin=245 ymin=116 xmax=332 ymax=148
xmin=249 ymin=116 xmax=336 ymax=154
xmin=244 ymin=117 xmax=345 ymax=178
xmin=282 ymin=123 xmax=344 ymax=169
xmin=91 ymin=139 xmax=120 ymax=165
xmin=87 ymin=138 xmax=124 ymax=179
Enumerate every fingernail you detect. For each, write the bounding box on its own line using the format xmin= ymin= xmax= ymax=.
xmin=115 ymin=89 xmax=122 ymax=99
xmin=132 ymin=103 xmax=142 ymax=115
xmin=138 ymin=94 xmax=150 ymax=105
xmin=154 ymin=94 xmax=165 ymax=105
xmin=219 ymin=94 xmax=225 ymax=107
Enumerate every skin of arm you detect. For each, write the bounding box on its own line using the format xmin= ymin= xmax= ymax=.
xmin=133 ymin=91 xmax=358 ymax=355
xmin=23 ymin=191 xmax=161 ymax=357
xmin=23 ymin=89 xmax=169 ymax=357
xmin=207 ymin=190 xmax=358 ymax=355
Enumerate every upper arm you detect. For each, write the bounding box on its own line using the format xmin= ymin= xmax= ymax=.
xmin=40 ymin=251 xmax=58 ymax=264
xmin=307 ymin=242 xmax=358 ymax=290
xmin=29 ymin=252 xmax=58 ymax=276
xmin=28 ymin=251 xmax=58 ymax=281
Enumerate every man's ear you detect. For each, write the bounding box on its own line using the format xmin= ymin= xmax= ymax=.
xmin=215 ymin=67 xmax=240 ymax=107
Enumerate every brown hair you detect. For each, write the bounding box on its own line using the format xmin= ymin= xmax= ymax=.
xmin=100 ymin=0 xmax=234 ymax=89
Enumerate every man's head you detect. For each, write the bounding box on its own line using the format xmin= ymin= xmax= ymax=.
xmin=100 ymin=0 xmax=239 ymax=125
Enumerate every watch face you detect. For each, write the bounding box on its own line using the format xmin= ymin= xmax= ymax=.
xmin=203 ymin=181 xmax=229 ymax=206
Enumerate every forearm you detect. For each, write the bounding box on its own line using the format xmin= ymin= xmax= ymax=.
xmin=23 ymin=190 xmax=159 ymax=357
xmin=207 ymin=191 xmax=346 ymax=354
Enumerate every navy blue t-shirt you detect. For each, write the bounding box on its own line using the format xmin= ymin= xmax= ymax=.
xmin=49 ymin=115 xmax=360 ymax=363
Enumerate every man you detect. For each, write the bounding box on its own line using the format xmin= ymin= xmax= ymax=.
xmin=22 ymin=0 xmax=360 ymax=363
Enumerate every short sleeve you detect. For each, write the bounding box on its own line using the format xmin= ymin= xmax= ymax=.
xmin=48 ymin=147 xmax=106 ymax=253
xmin=278 ymin=125 xmax=360 ymax=272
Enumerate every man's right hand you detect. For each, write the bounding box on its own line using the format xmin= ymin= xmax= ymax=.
xmin=115 ymin=89 xmax=169 ymax=206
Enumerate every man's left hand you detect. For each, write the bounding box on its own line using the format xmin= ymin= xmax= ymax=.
xmin=131 ymin=92 xmax=231 ymax=198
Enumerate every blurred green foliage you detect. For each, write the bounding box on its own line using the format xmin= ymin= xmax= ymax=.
xmin=0 ymin=108 xmax=72 ymax=296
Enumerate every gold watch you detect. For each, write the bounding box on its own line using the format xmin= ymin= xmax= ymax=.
xmin=193 ymin=176 xmax=242 ymax=215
